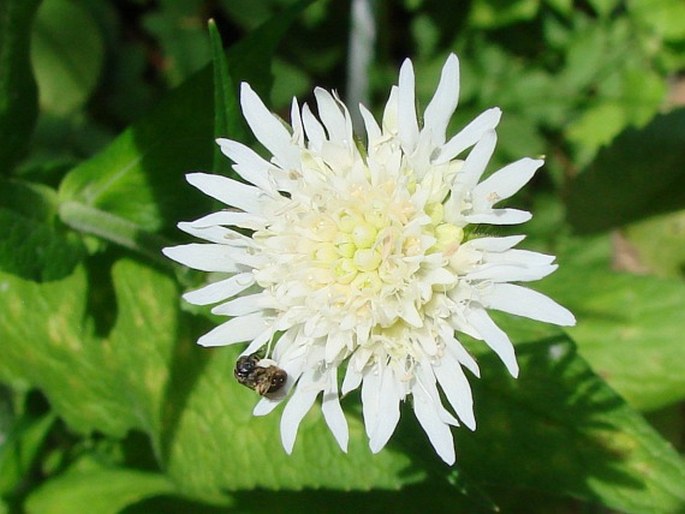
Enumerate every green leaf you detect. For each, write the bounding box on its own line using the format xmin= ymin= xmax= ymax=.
xmin=58 ymin=67 xmax=215 ymax=238
xmin=566 ymin=67 xmax=666 ymax=158
xmin=568 ymin=108 xmax=685 ymax=233
xmin=629 ymin=0 xmax=685 ymax=41
xmin=223 ymin=0 xmax=316 ymax=100
xmin=0 ymin=177 xmax=57 ymax=221
xmin=208 ymin=19 xmax=245 ymax=174
xmin=58 ymin=201 xmax=169 ymax=265
xmin=0 ymin=259 xmax=179 ymax=438
xmin=31 ymin=0 xmax=104 ymax=115
xmin=124 ymin=482 xmax=487 ymax=514
xmin=0 ymin=254 xmax=417 ymax=495
xmin=0 ymin=411 xmax=55 ymax=496
xmin=142 ymin=1 xmax=210 ymax=87
xmin=161 ymin=344 xmax=422 ymax=495
xmin=270 ymin=58 xmax=311 ymax=110
xmin=0 ymin=0 xmax=40 ymax=174
xmin=625 ymin=209 xmax=685 ymax=278
xmin=451 ymin=336 xmax=685 ymax=513
xmin=0 ymin=179 xmax=85 ymax=281
xmin=587 ymin=0 xmax=619 ymax=17
xmin=25 ymin=457 xmax=173 ymax=514
xmin=535 ymin=263 xmax=685 ymax=412
xmin=469 ymin=0 xmax=540 ymax=28
xmin=57 ymin=0 xmax=314 ymax=255
xmin=0 ymin=207 xmax=85 ymax=281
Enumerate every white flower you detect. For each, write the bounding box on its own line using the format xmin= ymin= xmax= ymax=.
xmin=163 ymin=53 xmax=575 ymax=465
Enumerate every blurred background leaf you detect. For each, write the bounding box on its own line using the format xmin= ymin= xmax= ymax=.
xmin=0 ymin=0 xmax=40 ymax=175
xmin=57 ymin=0 xmax=313 ymax=261
xmin=31 ymin=0 xmax=104 ymax=116
xmin=1 ymin=0 xmax=685 ymax=512
xmin=568 ymin=109 xmax=685 ymax=234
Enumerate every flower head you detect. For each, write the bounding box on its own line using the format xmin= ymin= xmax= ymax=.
xmin=163 ymin=53 xmax=575 ymax=465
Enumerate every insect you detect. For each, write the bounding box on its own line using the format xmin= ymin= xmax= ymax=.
xmin=234 ymin=353 xmax=287 ymax=396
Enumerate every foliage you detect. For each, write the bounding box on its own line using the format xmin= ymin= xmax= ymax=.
xmin=1 ymin=0 xmax=684 ymax=512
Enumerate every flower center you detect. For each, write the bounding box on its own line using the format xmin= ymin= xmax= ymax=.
xmin=254 ymin=171 xmax=466 ymax=336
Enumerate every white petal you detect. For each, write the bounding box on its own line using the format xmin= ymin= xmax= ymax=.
xmin=423 ymin=267 xmax=457 ymax=286
xmin=467 ymin=263 xmax=558 ymax=283
xmin=253 ymin=396 xmax=282 ymax=416
xmin=399 ymin=301 xmax=423 ymax=328
xmin=436 ymin=108 xmax=501 ymax=164
xmin=182 ymin=273 xmax=255 ymax=305
xmin=162 ymin=243 xmax=239 ymax=273
xmin=467 ymin=307 xmax=519 ymax=377
xmin=302 ymin=103 xmax=326 ymax=150
xmin=361 ymin=365 xmax=382 ymax=438
xmin=416 ymin=329 xmax=439 ymax=357
xmin=321 ymin=369 xmax=348 ymax=452
xmin=177 ymin=221 xmax=255 ymax=246
xmin=211 ymin=292 xmax=268 ymax=316
xmin=484 ymin=283 xmax=576 ymax=326
xmin=290 ymin=97 xmax=305 ymax=145
xmin=341 ymin=360 xmax=363 ymax=395
xmin=359 ymin=103 xmax=381 ymax=144
xmin=463 ymin=235 xmax=526 ymax=253
xmin=253 ymin=335 xmax=305 ymax=416
xmin=197 ymin=312 xmax=269 ymax=347
xmin=368 ymin=367 xmax=402 ymax=453
xmin=314 ymin=88 xmax=352 ymax=145
xmin=186 ymin=172 xmax=265 ymax=214
xmin=423 ymin=53 xmax=459 ymax=146
xmin=186 ymin=210 xmax=266 ymax=230
xmin=433 ymin=354 xmax=475 ymax=430
xmin=240 ymin=83 xmax=299 ymax=169
xmin=464 ymin=208 xmax=532 ymax=225
xmin=240 ymin=325 xmax=275 ymax=356
xmin=416 ymin=363 xmax=459 ymax=426
xmin=280 ymin=371 xmax=321 ymax=453
xmin=324 ymin=330 xmax=348 ymax=363
xmin=398 ymin=58 xmax=419 ymax=152
xmin=215 ymin=138 xmax=276 ymax=192
xmin=472 ymin=158 xmax=543 ymax=210
xmin=484 ymin=248 xmax=556 ymax=266
xmin=381 ymin=86 xmax=399 ymax=134
xmin=439 ymin=325 xmax=480 ymax=377
xmin=412 ymin=380 xmax=455 ymax=465
xmin=455 ymin=129 xmax=497 ymax=191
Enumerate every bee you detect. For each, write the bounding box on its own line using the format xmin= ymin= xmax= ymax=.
xmin=234 ymin=353 xmax=287 ymax=396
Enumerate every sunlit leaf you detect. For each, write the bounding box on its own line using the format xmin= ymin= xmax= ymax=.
xmin=629 ymin=0 xmax=685 ymax=41
xmin=25 ymin=457 xmax=174 ymax=514
xmin=0 ymin=256 xmax=424 ymax=495
xmin=0 ymin=260 xmax=178 ymax=437
xmin=161 ymin=343 xmax=422 ymax=495
xmin=536 ymin=263 xmax=685 ymax=411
